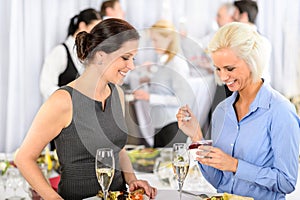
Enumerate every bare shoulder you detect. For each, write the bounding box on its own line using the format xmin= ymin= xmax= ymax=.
xmin=40 ymin=89 xmax=73 ymax=128
xmin=18 ymin=89 xmax=73 ymax=151
xmin=44 ymin=89 xmax=71 ymax=110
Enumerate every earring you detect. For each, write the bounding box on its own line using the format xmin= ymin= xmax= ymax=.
xmin=98 ymin=61 xmax=103 ymax=65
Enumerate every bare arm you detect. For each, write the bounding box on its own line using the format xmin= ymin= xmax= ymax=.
xmin=119 ymin=148 xmax=157 ymax=198
xmin=14 ymin=90 xmax=72 ymax=200
xmin=119 ymin=148 xmax=137 ymax=183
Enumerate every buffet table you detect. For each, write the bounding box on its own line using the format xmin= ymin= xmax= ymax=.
xmin=84 ymin=190 xmax=218 ymax=200
xmin=1 ymin=153 xmax=300 ymax=200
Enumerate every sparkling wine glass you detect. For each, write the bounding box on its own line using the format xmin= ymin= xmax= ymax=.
xmin=95 ymin=148 xmax=115 ymax=200
xmin=172 ymin=143 xmax=190 ymax=200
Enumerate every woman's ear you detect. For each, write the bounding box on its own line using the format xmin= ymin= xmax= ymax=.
xmin=106 ymin=7 xmax=114 ymax=16
xmin=96 ymin=51 xmax=107 ymax=65
xmin=240 ymin=12 xmax=249 ymax=23
xmin=96 ymin=51 xmax=103 ymax=65
xmin=78 ymin=21 xmax=87 ymax=31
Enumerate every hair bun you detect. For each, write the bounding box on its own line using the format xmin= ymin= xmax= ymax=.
xmin=75 ymin=31 xmax=92 ymax=61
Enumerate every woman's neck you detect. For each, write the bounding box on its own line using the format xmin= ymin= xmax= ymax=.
xmin=71 ymin=66 xmax=110 ymax=102
xmin=238 ymin=80 xmax=263 ymax=104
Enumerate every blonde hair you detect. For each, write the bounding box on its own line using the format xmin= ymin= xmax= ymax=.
xmin=150 ymin=20 xmax=179 ymax=63
xmin=207 ymin=22 xmax=270 ymax=84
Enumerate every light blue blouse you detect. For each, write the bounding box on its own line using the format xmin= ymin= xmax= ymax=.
xmin=200 ymin=82 xmax=300 ymax=200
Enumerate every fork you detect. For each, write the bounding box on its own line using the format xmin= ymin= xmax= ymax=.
xmin=180 ymin=190 xmax=209 ymax=199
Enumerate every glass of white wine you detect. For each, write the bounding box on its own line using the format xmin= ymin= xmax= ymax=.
xmin=95 ymin=148 xmax=115 ymax=200
xmin=172 ymin=143 xmax=190 ymax=200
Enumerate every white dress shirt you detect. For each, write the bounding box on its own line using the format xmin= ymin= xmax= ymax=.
xmin=39 ymin=36 xmax=84 ymax=101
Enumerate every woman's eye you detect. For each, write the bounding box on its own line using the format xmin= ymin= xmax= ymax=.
xmin=122 ymin=56 xmax=130 ymax=61
xmin=227 ymin=67 xmax=235 ymax=72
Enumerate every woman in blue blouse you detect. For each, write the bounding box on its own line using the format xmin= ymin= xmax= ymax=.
xmin=177 ymin=22 xmax=300 ymax=200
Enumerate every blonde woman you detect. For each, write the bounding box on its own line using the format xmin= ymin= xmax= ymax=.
xmin=133 ymin=19 xmax=193 ymax=147
xmin=177 ymin=22 xmax=300 ymax=199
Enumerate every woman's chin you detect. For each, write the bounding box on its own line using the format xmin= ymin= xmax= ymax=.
xmin=115 ymin=78 xmax=124 ymax=86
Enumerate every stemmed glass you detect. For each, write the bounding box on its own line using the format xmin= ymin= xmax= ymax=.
xmin=95 ymin=148 xmax=115 ymax=200
xmin=172 ymin=143 xmax=190 ymax=200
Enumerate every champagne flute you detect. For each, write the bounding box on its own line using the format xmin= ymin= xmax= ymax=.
xmin=95 ymin=148 xmax=115 ymax=200
xmin=172 ymin=143 xmax=190 ymax=200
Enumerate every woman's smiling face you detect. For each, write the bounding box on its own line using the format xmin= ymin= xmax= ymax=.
xmin=102 ymin=39 xmax=139 ymax=85
xmin=212 ymin=48 xmax=253 ymax=92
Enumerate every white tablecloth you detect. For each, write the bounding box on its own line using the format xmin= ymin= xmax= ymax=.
xmin=1 ymin=160 xmax=300 ymax=200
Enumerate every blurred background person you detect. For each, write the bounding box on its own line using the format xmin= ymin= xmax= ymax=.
xmin=200 ymin=2 xmax=236 ymax=48
xmin=40 ymin=8 xmax=101 ymax=102
xmin=100 ymin=0 xmax=125 ymax=20
xmin=216 ymin=2 xmax=236 ymax=27
xmin=132 ymin=19 xmax=193 ymax=147
xmin=233 ymin=0 xmax=258 ymax=26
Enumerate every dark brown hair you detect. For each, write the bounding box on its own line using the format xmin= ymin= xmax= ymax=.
xmin=234 ymin=0 xmax=258 ymax=24
xmin=100 ymin=0 xmax=119 ymax=18
xmin=75 ymin=18 xmax=140 ymax=61
xmin=68 ymin=8 xmax=101 ymax=36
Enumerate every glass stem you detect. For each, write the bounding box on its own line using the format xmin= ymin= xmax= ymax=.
xmin=103 ymin=190 xmax=108 ymax=200
xmin=178 ymin=181 xmax=183 ymax=200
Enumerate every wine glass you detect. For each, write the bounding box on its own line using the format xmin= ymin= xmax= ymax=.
xmin=95 ymin=148 xmax=115 ymax=200
xmin=172 ymin=143 xmax=190 ymax=200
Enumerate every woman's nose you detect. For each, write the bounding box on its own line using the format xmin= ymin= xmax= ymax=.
xmin=126 ymin=61 xmax=135 ymax=70
xmin=218 ymin=70 xmax=229 ymax=81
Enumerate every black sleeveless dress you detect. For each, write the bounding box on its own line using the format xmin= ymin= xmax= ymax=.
xmin=54 ymin=83 xmax=127 ymax=200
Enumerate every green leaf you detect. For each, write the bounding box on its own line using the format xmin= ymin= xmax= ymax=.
xmin=0 ymin=161 xmax=10 ymax=175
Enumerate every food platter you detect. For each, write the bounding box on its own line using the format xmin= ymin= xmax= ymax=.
xmin=127 ymin=148 xmax=160 ymax=173
xmin=97 ymin=189 xmax=148 ymax=200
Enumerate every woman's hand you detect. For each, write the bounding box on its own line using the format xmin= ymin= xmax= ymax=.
xmin=196 ymin=146 xmax=238 ymax=173
xmin=139 ymin=76 xmax=150 ymax=84
xmin=176 ymin=105 xmax=203 ymax=142
xmin=128 ymin=179 xmax=157 ymax=199
xmin=133 ymin=89 xmax=149 ymax=101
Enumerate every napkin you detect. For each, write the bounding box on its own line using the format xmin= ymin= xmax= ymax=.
xmin=49 ymin=175 xmax=60 ymax=191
